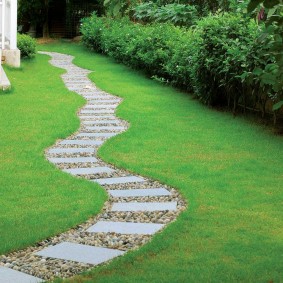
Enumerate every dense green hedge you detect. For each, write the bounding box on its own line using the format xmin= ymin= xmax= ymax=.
xmin=81 ymin=12 xmax=281 ymax=115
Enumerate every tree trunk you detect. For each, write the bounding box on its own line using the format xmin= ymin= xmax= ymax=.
xmin=43 ymin=21 xmax=49 ymax=38
xmin=43 ymin=0 xmax=50 ymax=38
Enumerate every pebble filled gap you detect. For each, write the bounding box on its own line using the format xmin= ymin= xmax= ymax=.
xmin=0 ymin=52 xmax=186 ymax=282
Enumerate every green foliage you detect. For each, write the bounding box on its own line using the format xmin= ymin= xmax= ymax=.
xmin=81 ymin=12 xmax=283 ymax=117
xmin=17 ymin=33 xmax=37 ymax=58
xmin=247 ymin=0 xmax=283 ymax=112
xmin=133 ymin=2 xmax=198 ymax=26
xmin=18 ymin=0 xmax=50 ymax=26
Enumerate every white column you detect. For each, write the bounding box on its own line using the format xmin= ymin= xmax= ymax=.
xmin=1 ymin=0 xmax=5 ymax=49
xmin=9 ymin=0 xmax=17 ymax=49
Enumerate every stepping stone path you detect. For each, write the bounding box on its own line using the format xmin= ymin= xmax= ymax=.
xmin=0 ymin=52 xmax=186 ymax=282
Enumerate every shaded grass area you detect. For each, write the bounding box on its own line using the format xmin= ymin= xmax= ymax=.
xmin=0 ymin=55 xmax=106 ymax=254
xmin=40 ymin=42 xmax=282 ymax=282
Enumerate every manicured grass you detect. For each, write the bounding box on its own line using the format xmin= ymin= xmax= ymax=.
xmin=40 ymin=42 xmax=282 ymax=282
xmin=0 ymin=55 xmax=106 ymax=254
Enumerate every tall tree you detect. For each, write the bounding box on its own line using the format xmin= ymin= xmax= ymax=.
xmin=18 ymin=0 xmax=52 ymax=37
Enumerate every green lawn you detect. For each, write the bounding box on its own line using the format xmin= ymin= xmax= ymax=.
xmin=3 ymin=42 xmax=283 ymax=282
xmin=0 ymin=55 xmax=106 ymax=254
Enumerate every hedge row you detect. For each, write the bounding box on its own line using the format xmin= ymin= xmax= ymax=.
xmin=81 ymin=13 xmax=280 ymax=115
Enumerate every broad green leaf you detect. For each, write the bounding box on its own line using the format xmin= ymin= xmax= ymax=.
xmin=272 ymin=100 xmax=283 ymax=110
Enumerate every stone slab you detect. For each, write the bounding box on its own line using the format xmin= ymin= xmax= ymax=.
xmin=88 ymin=100 xmax=120 ymax=104
xmin=59 ymin=140 xmax=103 ymax=146
xmin=111 ymin=202 xmax=177 ymax=212
xmin=80 ymin=109 xmax=115 ymax=114
xmin=35 ymin=242 xmax=124 ymax=265
xmin=63 ymin=167 xmax=115 ymax=175
xmin=94 ymin=176 xmax=145 ymax=185
xmin=80 ymin=115 xmax=116 ymax=120
xmin=82 ymin=120 xmax=120 ymax=125
xmin=84 ymin=105 xmax=117 ymax=109
xmin=48 ymin=148 xmax=95 ymax=154
xmin=108 ymin=188 xmax=172 ymax=198
xmin=77 ymin=132 xmax=117 ymax=138
xmin=48 ymin=157 xmax=98 ymax=163
xmin=0 ymin=267 xmax=43 ymax=283
xmin=87 ymin=221 xmax=164 ymax=235
xmin=85 ymin=126 xmax=125 ymax=131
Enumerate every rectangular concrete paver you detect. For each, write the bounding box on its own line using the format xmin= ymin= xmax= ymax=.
xmin=81 ymin=109 xmax=115 ymax=114
xmin=35 ymin=242 xmax=124 ymax=265
xmin=108 ymin=188 xmax=172 ymax=198
xmin=48 ymin=148 xmax=95 ymax=154
xmin=0 ymin=267 xmax=43 ymax=283
xmin=48 ymin=157 xmax=98 ymax=163
xmin=77 ymin=132 xmax=117 ymax=138
xmin=88 ymin=100 xmax=120 ymax=104
xmin=87 ymin=221 xmax=164 ymax=235
xmin=82 ymin=120 xmax=120 ymax=125
xmin=63 ymin=167 xmax=115 ymax=175
xmin=85 ymin=126 xmax=125 ymax=131
xmin=94 ymin=176 xmax=145 ymax=185
xmin=80 ymin=115 xmax=116 ymax=120
xmin=84 ymin=105 xmax=117 ymax=109
xmin=111 ymin=202 xmax=177 ymax=212
xmin=59 ymin=140 xmax=103 ymax=146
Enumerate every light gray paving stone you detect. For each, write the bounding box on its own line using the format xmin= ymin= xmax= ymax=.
xmin=108 ymin=188 xmax=172 ymax=198
xmin=87 ymin=221 xmax=164 ymax=235
xmin=35 ymin=242 xmax=124 ymax=265
xmin=48 ymin=148 xmax=95 ymax=154
xmin=63 ymin=167 xmax=115 ymax=175
xmin=85 ymin=126 xmax=125 ymax=131
xmin=79 ymin=115 xmax=116 ymax=120
xmin=80 ymin=109 xmax=115 ymax=114
xmin=0 ymin=267 xmax=43 ymax=283
xmin=59 ymin=140 xmax=103 ymax=146
xmin=77 ymin=132 xmax=117 ymax=138
xmin=94 ymin=176 xmax=145 ymax=185
xmin=111 ymin=202 xmax=178 ymax=212
xmin=84 ymin=105 xmax=117 ymax=109
xmin=48 ymin=157 xmax=98 ymax=163
xmin=88 ymin=100 xmax=120 ymax=104
xmin=82 ymin=120 xmax=120 ymax=125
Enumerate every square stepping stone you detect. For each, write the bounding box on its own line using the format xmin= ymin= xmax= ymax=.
xmin=0 ymin=267 xmax=43 ymax=283
xmin=108 ymin=188 xmax=172 ymax=198
xmin=94 ymin=176 xmax=145 ymax=185
xmin=48 ymin=157 xmax=98 ymax=163
xmin=87 ymin=221 xmax=164 ymax=235
xmin=63 ymin=167 xmax=115 ymax=175
xmin=111 ymin=202 xmax=177 ymax=212
xmin=59 ymin=140 xmax=103 ymax=146
xmin=48 ymin=148 xmax=95 ymax=154
xmin=35 ymin=242 xmax=124 ymax=265
xmin=77 ymin=132 xmax=117 ymax=138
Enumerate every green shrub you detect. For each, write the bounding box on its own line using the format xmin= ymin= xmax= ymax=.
xmin=192 ymin=13 xmax=261 ymax=108
xmin=81 ymin=12 xmax=282 ymax=117
xmin=133 ymin=3 xmax=198 ymax=26
xmin=17 ymin=33 xmax=36 ymax=58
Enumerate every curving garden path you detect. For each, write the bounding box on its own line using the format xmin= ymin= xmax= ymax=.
xmin=0 ymin=52 xmax=186 ymax=282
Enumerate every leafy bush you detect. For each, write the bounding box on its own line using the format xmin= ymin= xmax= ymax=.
xmin=81 ymin=12 xmax=282 ymax=118
xmin=133 ymin=2 xmax=198 ymax=26
xmin=17 ymin=33 xmax=36 ymax=58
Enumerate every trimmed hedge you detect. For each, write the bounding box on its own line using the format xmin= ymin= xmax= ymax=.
xmin=81 ymin=12 xmax=281 ymax=115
